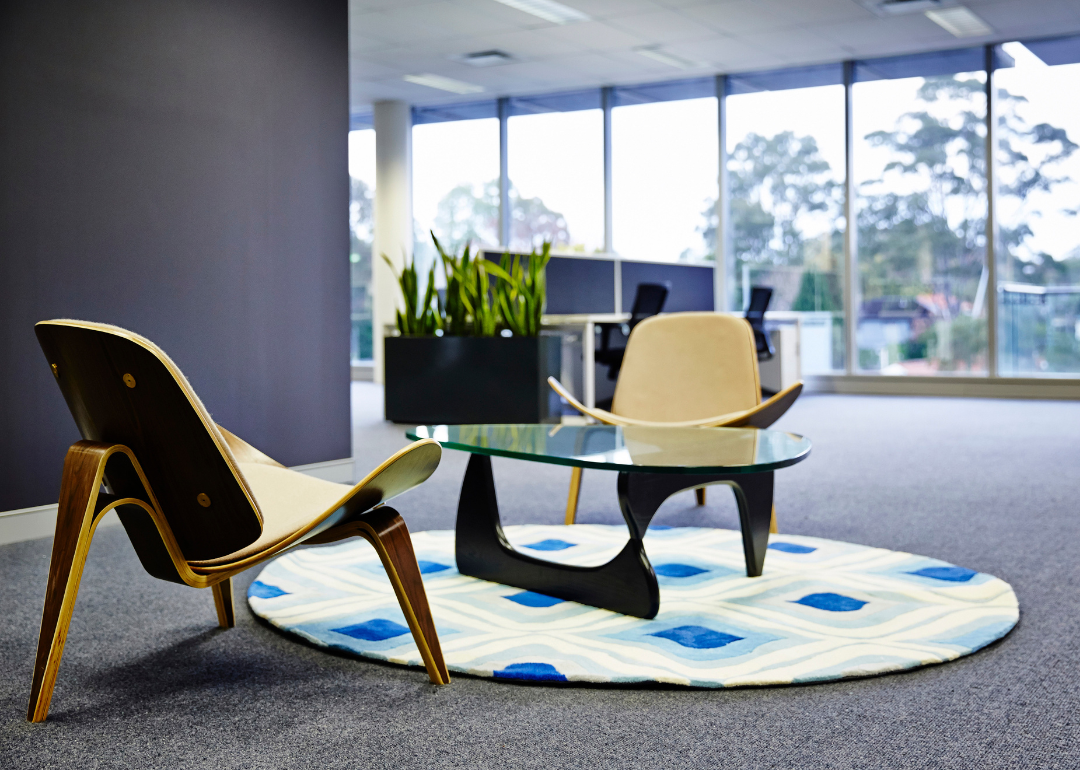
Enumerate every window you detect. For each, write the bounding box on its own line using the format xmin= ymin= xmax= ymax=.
xmin=995 ymin=41 xmax=1080 ymax=375
xmin=611 ymin=97 xmax=718 ymax=263
xmin=349 ymin=129 xmax=375 ymax=363
xmin=412 ymin=117 xmax=500 ymax=264
xmin=726 ymin=75 xmax=846 ymax=373
xmin=854 ymin=53 xmax=988 ymax=374
xmin=507 ymin=108 xmax=604 ymax=253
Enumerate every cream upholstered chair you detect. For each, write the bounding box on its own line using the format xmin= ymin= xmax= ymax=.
xmin=549 ymin=312 xmax=802 ymax=526
xmin=29 ymin=320 xmax=449 ymax=722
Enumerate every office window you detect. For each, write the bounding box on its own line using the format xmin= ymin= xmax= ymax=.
xmin=726 ymin=83 xmax=846 ymax=373
xmin=611 ymin=97 xmax=718 ymax=263
xmin=507 ymin=109 xmax=604 ymax=253
xmin=995 ymin=41 xmax=1080 ymax=375
xmin=349 ymin=129 xmax=375 ymax=363
xmin=854 ymin=63 xmax=988 ymax=374
xmin=413 ymin=118 xmax=501 ymax=265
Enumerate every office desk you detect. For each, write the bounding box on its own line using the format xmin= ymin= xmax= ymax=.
xmin=542 ymin=313 xmax=629 ymax=409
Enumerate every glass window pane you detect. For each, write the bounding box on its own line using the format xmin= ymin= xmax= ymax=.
xmin=508 ymin=110 xmax=604 ymax=253
xmin=995 ymin=42 xmax=1080 ymax=375
xmin=412 ymin=118 xmax=501 ymax=264
xmin=726 ymin=84 xmax=847 ymax=374
xmin=612 ymin=97 xmax=717 ymax=263
xmin=349 ymin=129 xmax=375 ymax=363
xmin=854 ymin=70 xmax=988 ymax=374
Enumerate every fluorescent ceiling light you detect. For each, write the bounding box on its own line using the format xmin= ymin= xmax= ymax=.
xmin=925 ymin=6 xmax=993 ymax=37
xmin=402 ymin=74 xmax=485 ymax=95
xmin=492 ymin=0 xmax=589 ymax=25
xmin=635 ymin=47 xmax=700 ymax=70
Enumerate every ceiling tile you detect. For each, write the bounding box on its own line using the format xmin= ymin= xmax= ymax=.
xmin=679 ymin=1 xmax=784 ymax=35
xmin=540 ymin=19 xmax=650 ymax=50
xmin=604 ymin=10 xmax=724 ymax=44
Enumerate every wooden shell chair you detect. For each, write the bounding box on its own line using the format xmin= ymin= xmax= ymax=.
xmin=549 ymin=312 xmax=803 ymax=527
xmin=28 ymin=320 xmax=449 ymax=723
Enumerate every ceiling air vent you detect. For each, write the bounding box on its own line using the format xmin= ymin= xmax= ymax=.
xmin=461 ymin=50 xmax=515 ymax=68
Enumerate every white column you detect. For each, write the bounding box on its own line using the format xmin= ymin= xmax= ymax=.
xmin=372 ymin=100 xmax=412 ymax=385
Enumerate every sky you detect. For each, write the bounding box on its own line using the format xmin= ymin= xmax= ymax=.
xmin=349 ymin=42 xmax=1080 ymax=274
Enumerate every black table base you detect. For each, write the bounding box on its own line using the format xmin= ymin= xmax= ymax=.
xmin=454 ymin=454 xmax=774 ymax=619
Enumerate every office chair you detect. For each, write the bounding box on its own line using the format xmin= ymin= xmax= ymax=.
xmin=28 ymin=320 xmax=449 ymax=722
xmin=595 ymin=282 xmax=670 ymax=381
xmin=746 ymin=285 xmax=774 ymax=361
xmin=549 ymin=312 xmax=802 ymax=527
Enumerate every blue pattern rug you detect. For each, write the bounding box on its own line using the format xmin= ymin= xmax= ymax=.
xmin=248 ymin=525 xmax=1018 ymax=687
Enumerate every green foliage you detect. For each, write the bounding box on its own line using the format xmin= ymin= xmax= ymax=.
xmin=791 ymin=270 xmax=842 ymax=312
xmin=383 ymin=253 xmax=440 ymax=336
xmin=430 ymin=180 xmax=570 ymax=254
xmin=390 ymin=233 xmax=553 ymax=337
xmin=492 ymin=243 xmax=553 ymax=337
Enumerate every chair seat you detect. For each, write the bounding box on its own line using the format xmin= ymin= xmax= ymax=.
xmin=187 ymin=463 xmax=356 ymax=569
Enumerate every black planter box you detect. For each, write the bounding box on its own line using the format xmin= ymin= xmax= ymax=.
xmin=384 ymin=335 xmax=562 ymax=424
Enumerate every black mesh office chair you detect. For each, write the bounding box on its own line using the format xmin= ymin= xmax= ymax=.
xmin=595 ymin=282 xmax=670 ymax=381
xmin=746 ymin=285 xmax=774 ymax=361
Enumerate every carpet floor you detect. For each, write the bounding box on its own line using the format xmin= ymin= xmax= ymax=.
xmin=1 ymin=385 xmax=1077 ymax=769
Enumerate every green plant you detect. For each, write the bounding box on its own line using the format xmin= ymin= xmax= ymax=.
xmin=492 ymin=243 xmax=553 ymax=337
xmin=383 ymin=253 xmax=439 ymax=336
xmin=397 ymin=232 xmax=553 ymax=337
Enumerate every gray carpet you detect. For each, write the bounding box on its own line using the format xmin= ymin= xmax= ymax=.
xmin=2 ymin=386 xmax=1078 ymax=768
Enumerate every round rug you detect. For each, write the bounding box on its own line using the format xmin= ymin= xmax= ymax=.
xmin=248 ymin=525 xmax=1018 ymax=687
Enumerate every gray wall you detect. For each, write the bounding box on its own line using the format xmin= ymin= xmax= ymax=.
xmin=0 ymin=0 xmax=350 ymax=510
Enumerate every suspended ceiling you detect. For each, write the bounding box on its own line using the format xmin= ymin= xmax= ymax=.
xmin=349 ymin=0 xmax=1080 ymax=112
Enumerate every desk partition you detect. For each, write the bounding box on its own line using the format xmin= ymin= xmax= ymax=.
xmin=483 ymin=251 xmax=715 ymax=315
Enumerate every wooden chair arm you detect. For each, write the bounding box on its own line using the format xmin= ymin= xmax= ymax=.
xmin=548 ymin=376 xmax=803 ymax=430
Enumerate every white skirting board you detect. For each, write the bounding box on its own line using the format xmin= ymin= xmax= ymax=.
xmin=0 ymin=457 xmax=355 ymax=547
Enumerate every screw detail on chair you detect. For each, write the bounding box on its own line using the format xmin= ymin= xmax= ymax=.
xmin=50 ymin=364 xmax=59 ymax=379
xmin=123 ymin=373 xmax=136 ymax=388
xmin=197 ymin=493 xmax=211 ymax=507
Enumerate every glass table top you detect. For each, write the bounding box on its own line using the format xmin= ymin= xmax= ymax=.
xmin=406 ymin=424 xmax=811 ymax=475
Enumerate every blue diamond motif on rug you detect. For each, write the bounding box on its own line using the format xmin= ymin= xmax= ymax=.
xmin=248 ymin=581 xmax=288 ymax=599
xmin=417 ymin=560 xmax=450 ymax=574
xmin=908 ymin=566 xmax=977 ymax=582
xmin=249 ymin=524 xmax=1019 ymax=688
xmin=769 ymin=542 xmax=817 ymax=554
xmin=654 ymin=563 xmax=708 ymax=578
xmin=494 ymin=662 xmax=568 ymax=682
xmin=332 ymin=618 xmax=409 ymax=642
xmin=522 ymin=539 xmax=575 ymax=551
xmin=505 ymin=591 xmax=565 ymax=608
xmin=794 ymin=592 xmax=867 ymax=612
xmin=651 ymin=625 xmax=743 ymax=649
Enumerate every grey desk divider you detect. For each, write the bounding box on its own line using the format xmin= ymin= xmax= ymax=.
xmin=621 ymin=260 xmax=715 ymax=312
xmin=482 ymin=251 xmax=714 ymax=315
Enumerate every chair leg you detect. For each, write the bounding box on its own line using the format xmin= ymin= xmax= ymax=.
xmin=770 ymin=504 xmax=778 ymax=534
xmin=695 ymin=488 xmax=706 ymax=506
xmin=212 ymin=579 xmax=235 ymax=628
xmin=565 ymin=467 xmax=583 ymax=525
xmin=28 ymin=442 xmax=113 ymax=722
xmin=352 ymin=506 xmax=450 ymax=685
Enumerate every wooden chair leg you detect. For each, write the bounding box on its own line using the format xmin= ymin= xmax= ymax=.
xmin=212 ymin=578 xmax=235 ymax=628
xmin=695 ymin=487 xmax=706 ymax=506
xmin=565 ymin=467 xmax=583 ymax=525
xmin=320 ymin=506 xmax=450 ymax=685
xmin=28 ymin=442 xmax=114 ymax=722
xmin=770 ymin=504 xmax=778 ymax=534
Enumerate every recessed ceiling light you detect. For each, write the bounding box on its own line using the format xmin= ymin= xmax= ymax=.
xmin=634 ymin=46 xmax=700 ymax=70
xmin=492 ymin=0 xmax=589 ymax=25
xmin=459 ymin=50 xmax=515 ymax=68
xmin=925 ymin=6 xmax=993 ymax=37
xmin=402 ymin=74 xmax=485 ymax=94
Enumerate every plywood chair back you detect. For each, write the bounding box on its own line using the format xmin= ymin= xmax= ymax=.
xmin=35 ymin=320 xmax=263 ymax=563
xmin=611 ymin=312 xmax=761 ymax=423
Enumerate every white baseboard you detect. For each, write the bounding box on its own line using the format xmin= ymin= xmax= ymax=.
xmin=0 ymin=457 xmax=355 ymax=547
